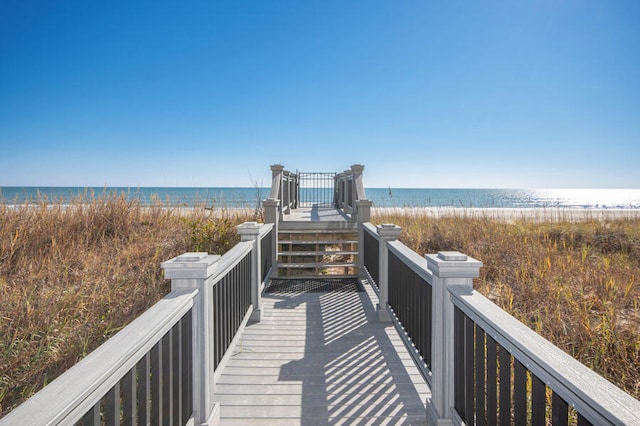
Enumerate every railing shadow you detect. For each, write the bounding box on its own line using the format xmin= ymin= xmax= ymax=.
xmin=270 ymin=280 xmax=427 ymax=424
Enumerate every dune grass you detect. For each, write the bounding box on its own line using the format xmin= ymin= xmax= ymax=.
xmin=2 ymin=201 xmax=639 ymax=416
xmin=0 ymin=193 xmax=254 ymax=416
xmin=372 ymin=210 xmax=640 ymax=401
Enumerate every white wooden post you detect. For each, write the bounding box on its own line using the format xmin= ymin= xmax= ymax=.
xmin=351 ymin=164 xmax=364 ymax=193
xmin=425 ymin=251 xmax=482 ymax=425
xmin=263 ymin=198 xmax=279 ymax=278
xmin=237 ymin=221 xmax=263 ymax=322
xmin=161 ymin=252 xmax=222 ymax=426
xmin=270 ymin=164 xmax=284 ymax=220
xmin=376 ymin=224 xmax=401 ymax=322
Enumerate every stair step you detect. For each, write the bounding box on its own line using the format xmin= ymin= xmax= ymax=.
xmin=279 ymin=229 xmax=357 ymax=234
xmin=278 ymin=251 xmax=358 ymax=256
xmin=279 ymin=262 xmax=358 ymax=269
xmin=279 ymin=240 xmax=358 ymax=245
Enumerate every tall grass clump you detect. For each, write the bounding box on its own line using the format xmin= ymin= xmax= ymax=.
xmin=0 ymin=193 xmax=253 ymax=416
xmin=372 ymin=210 xmax=640 ymax=401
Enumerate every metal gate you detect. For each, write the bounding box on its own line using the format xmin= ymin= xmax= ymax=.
xmin=298 ymin=172 xmax=336 ymax=207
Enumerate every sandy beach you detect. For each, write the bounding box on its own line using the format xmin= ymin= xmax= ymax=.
xmin=371 ymin=206 xmax=640 ymax=221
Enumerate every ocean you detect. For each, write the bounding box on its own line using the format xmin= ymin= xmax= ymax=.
xmin=2 ymin=186 xmax=640 ymax=210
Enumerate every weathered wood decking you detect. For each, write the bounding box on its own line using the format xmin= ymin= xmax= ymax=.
xmin=284 ymin=205 xmax=351 ymax=222
xmin=214 ymin=278 xmax=430 ymax=425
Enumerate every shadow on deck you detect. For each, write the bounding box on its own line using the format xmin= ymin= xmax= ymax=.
xmin=284 ymin=205 xmax=352 ymax=222
xmin=214 ymin=278 xmax=430 ymax=425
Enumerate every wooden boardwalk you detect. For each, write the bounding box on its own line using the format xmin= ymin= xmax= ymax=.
xmin=214 ymin=278 xmax=430 ymax=425
xmin=284 ymin=205 xmax=351 ymax=222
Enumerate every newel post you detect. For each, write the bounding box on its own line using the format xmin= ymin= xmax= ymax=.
xmin=161 ymin=252 xmax=222 ymax=426
xmin=425 ymin=251 xmax=482 ymax=425
xmin=237 ymin=221 xmax=263 ymax=322
xmin=263 ymin=198 xmax=280 ymax=277
xmin=351 ymin=164 xmax=364 ymax=192
xmin=377 ymin=224 xmax=401 ymax=322
xmin=270 ymin=164 xmax=284 ymax=220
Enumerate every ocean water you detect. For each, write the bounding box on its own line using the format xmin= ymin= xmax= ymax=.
xmin=1 ymin=186 xmax=640 ymax=209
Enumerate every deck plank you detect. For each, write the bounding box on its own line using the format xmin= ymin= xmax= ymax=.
xmin=283 ymin=206 xmax=351 ymax=222
xmin=213 ymin=279 xmax=431 ymax=424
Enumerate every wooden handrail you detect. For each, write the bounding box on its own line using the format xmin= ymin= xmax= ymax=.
xmin=449 ymin=286 xmax=640 ymax=425
xmin=365 ymin=222 xmax=640 ymax=424
xmin=0 ymin=289 xmax=197 ymax=425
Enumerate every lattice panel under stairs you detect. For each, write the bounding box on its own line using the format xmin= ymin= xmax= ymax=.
xmin=265 ymin=278 xmax=362 ymax=294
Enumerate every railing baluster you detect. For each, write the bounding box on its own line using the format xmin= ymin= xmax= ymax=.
xmin=81 ymin=403 xmax=100 ymax=426
xmin=514 ymin=358 xmax=527 ymax=425
xmin=499 ymin=346 xmax=511 ymax=426
xmin=577 ymin=413 xmax=593 ymax=426
xmin=160 ymin=331 xmax=171 ymax=425
xmin=464 ymin=316 xmax=475 ymax=424
xmin=150 ymin=341 xmax=161 ymax=425
xmin=486 ymin=335 xmax=498 ymax=425
xmin=531 ymin=374 xmax=546 ymax=425
xmin=137 ymin=353 xmax=150 ymax=425
xmin=454 ymin=306 xmax=465 ymax=419
xmin=171 ymin=323 xmax=180 ymax=426
xmin=475 ymin=326 xmax=486 ymax=426
xmin=104 ymin=382 xmax=120 ymax=426
xmin=552 ymin=391 xmax=569 ymax=426
xmin=122 ymin=367 xmax=136 ymax=426
xmin=182 ymin=312 xmax=193 ymax=425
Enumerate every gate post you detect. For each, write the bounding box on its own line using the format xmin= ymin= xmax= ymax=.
xmin=425 ymin=251 xmax=482 ymax=425
xmin=270 ymin=164 xmax=284 ymax=220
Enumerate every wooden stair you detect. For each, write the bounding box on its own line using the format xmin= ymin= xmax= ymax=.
xmin=277 ymin=221 xmax=359 ymax=278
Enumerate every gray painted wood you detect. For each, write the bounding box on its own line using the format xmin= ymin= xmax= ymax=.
xmin=213 ymin=279 xmax=430 ymax=424
xmin=284 ymin=206 xmax=352 ymax=222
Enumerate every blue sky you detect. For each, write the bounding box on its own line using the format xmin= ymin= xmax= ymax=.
xmin=1 ymin=1 xmax=638 ymax=188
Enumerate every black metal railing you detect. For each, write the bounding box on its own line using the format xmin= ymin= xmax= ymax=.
xmin=298 ymin=172 xmax=336 ymax=207
xmin=388 ymin=250 xmax=432 ymax=373
xmin=453 ymin=306 xmax=594 ymax=426
xmin=79 ymin=311 xmax=193 ymax=426
xmin=213 ymin=252 xmax=252 ymax=370
xmin=363 ymin=227 xmax=379 ymax=290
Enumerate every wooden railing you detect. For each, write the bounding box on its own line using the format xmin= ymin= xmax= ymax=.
xmin=1 ymin=222 xmax=274 ymax=426
xmin=264 ymin=164 xmax=372 ymax=222
xmin=267 ymin=164 xmax=298 ymax=218
xmin=335 ymin=164 xmax=372 ymax=221
xmin=362 ymin=221 xmax=640 ymax=425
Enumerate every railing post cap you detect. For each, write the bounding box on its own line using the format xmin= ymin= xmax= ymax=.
xmin=437 ymin=251 xmax=468 ymax=261
xmin=271 ymin=164 xmax=284 ymax=171
xmin=237 ymin=221 xmax=262 ymax=235
xmin=351 ymin=164 xmax=365 ymax=172
xmin=356 ymin=199 xmax=373 ymax=206
xmin=377 ymin=223 xmax=401 ymax=238
xmin=425 ymin=251 xmax=482 ymax=278
xmin=263 ymin=198 xmax=280 ymax=205
xmin=161 ymin=252 xmax=221 ymax=279
xmin=176 ymin=252 xmax=209 ymax=262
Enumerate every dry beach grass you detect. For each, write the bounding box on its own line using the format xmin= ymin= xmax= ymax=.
xmin=1 ymin=200 xmax=639 ymax=416
xmin=371 ymin=208 xmax=640 ymax=401
xmin=0 ymin=194 xmax=254 ymax=416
